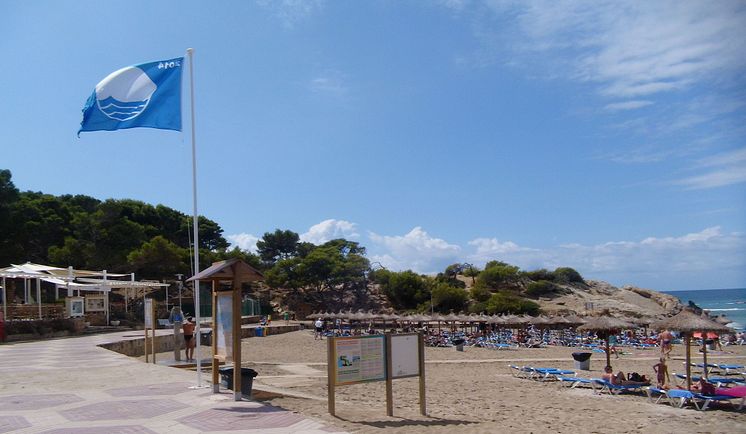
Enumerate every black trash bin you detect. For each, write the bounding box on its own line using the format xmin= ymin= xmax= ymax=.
xmin=572 ymin=352 xmax=592 ymax=370
xmin=452 ymin=338 xmax=465 ymax=352
xmin=219 ymin=367 xmax=258 ymax=398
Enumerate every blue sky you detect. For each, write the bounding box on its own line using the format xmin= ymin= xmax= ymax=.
xmin=2 ymin=1 xmax=745 ymax=291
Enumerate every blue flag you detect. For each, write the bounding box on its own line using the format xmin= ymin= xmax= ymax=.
xmin=78 ymin=57 xmax=183 ymax=136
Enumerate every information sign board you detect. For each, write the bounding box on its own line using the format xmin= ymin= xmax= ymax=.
xmin=390 ymin=334 xmax=420 ymax=378
xmin=215 ymin=292 xmax=233 ymax=362
xmin=144 ymin=298 xmax=153 ymax=329
xmin=334 ymin=335 xmax=385 ymax=385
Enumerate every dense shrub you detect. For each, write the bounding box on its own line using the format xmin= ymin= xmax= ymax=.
xmin=522 ymin=268 xmax=555 ymax=281
xmin=470 ymin=285 xmax=492 ymax=302
xmin=477 ymin=264 xmax=520 ymax=289
xmin=485 ymin=291 xmax=540 ymax=315
xmin=431 ymin=283 xmax=468 ymax=313
xmin=553 ymin=267 xmax=584 ymax=284
xmin=525 ymin=280 xmax=558 ymax=297
xmin=373 ymin=269 xmax=431 ymax=310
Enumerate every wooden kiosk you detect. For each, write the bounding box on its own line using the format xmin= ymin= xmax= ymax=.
xmin=187 ymin=258 xmax=263 ymax=401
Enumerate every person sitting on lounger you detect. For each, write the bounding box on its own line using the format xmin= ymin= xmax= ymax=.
xmin=690 ymin=378 xmax=717 ymax=395
xmin=603 ymin=366 xmax=650 ymax=386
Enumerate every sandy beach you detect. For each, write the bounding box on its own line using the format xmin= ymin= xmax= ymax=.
xmin=143 ymin=329 xmax=746 ymax=433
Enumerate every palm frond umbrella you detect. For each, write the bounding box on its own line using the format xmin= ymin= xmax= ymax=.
xmin=652 ymin=310 xmax=731 ymax=389
xmin=577 ymin=316 xmax=633 ymax=369
xmin=305 ymin=312 xmax=319 ymax=320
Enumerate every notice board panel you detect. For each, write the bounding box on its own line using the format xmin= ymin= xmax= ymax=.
xmin=390 ymin=334 xmax=420 ymax=378
xmin=334 ymin=335 xmax=385 ymax=385
xmin=215 ymin=292 xmax=234 ymax=362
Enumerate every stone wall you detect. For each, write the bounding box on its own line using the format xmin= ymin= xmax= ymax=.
xmin=98 ymin=324 xmax=301 ymax=357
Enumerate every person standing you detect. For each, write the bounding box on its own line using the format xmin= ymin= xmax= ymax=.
xmin=169 ymin=307 xmax=184 ymax=361
xmin=314 ymin=317 xmax=324 ymax=340
xmin=658 ymin=330 xmax=673 ymax=358
xmin=653 ymin=357 xmax=670 ymax=388
xmin=183 ymin=316 xmax=196 ymax=361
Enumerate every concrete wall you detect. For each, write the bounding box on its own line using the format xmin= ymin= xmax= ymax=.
xmin=99 ymin=324 xmax=301 ymax=357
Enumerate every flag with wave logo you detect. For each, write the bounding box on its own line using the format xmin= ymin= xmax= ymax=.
xmin=78 ymin=57 xmax=183 ymax=136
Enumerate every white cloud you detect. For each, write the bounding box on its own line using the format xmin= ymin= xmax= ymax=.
xmin=675 ymin=147 xmax=746 ymax=189
xmin=368 ymin=227 xmax=461 ymax=273
xmin=465 ymin=227 xmax=746 ymax=288
xmin=604 ymin=100 xmax=653 ymax=111
xmin=301 ymin=219 xmax=359 ymax=245
xmin=255 ymin=0 xmax=324 ymax=28
xmin=482 ymin=1 xmax=746 ymax=98
xmin=310 ymin=75 xmax=347 ymax=95
xmin=226 ymin=232 xmax=260 ymax=252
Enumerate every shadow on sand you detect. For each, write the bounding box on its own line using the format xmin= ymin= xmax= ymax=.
xmin=335 ymin=415 xmax=479 ymax=429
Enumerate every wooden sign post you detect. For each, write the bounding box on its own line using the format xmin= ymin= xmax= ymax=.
xmin=144 ymin=298 xmax=156 ymax=364
xmin=327 ymin=332 xmax=426 ymax=417
xmin=187 ymin=258 xmax=263 ymax=399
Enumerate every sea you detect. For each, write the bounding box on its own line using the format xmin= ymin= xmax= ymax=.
xmin=663 ymin=288 xmax=746 ymax=331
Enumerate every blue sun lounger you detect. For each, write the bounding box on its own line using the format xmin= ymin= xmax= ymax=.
xmin=557 ymin=377 xmax=593 ymax=388
xmin=666 ymin=389 xmax=740 ymax=410
xmin=674 ymin=373 xmax=744 ymax=387
xmin=592 ymin=379 xmax=646 ymax=395
xmin=645 ymin=387 xmax=667 ymax=404
xmin=717 ymin=364 xmax=745 ymax=375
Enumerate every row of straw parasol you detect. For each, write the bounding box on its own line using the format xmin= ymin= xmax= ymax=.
xmin=576 ymin=310 xmax=732 ymax=389
xmin=305 ymin=311 xmax=590 ymax=327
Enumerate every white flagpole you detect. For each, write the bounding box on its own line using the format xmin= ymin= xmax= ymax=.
xmin=187 ymin=47 xmax=202 ymax=386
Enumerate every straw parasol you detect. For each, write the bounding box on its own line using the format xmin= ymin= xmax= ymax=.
xmin=652 ymin=310 xmax=731 ymax=389
xmin=577 ymin=316 xmax=633 ymax=369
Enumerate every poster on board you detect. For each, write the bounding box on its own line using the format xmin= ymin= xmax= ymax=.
xmin=390 ymin=334 xmax=420 ymax=378
xmin=216 ymin=292 xmax=233 ymax=362
xmin=67 ymin=297 xmax=84 ymax=317
xmin=85 ymin=295 xmax=106 ymax=312
xmin=144 ymin=298 xmax=153 ymax=329
xmin=334 ymin=335 xmax=385 ymax=385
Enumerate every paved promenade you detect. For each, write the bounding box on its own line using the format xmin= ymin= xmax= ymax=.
xmin=0 ymin=331 xmax=345 ymax=434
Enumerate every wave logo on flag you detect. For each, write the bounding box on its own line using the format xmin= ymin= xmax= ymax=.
xmin=79 ymin=57 xmax=183 ymax=135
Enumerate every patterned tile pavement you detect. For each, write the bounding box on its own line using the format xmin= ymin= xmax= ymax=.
xmin=38 ymin=426 xmax=158 ymax=434
xmin=0 ymin=331 xmax=347 ymax=433
xmin=0 ymin=416 xmax=31 ymax=433
xmin=60 ymin=399 xmax=189 ymax=421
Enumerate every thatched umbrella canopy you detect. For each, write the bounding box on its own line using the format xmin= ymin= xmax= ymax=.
xmin=564 ymin=314 xmax=585 ymax=325
xmin=305 ymin=312 xmax=319 ymax=320
xmin=652 ymin=310 xmax=731 ymax=388
xmin=501 ymin=314 xmax=527 ymax=327
xmin=488 ymin=314 xmax=505 ymax=326
xmin=578 ymin=316 xmax=633 ymax=369
xmin=528 ymin=315 xmax=550 ymax=327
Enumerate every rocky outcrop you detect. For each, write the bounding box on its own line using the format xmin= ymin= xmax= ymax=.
xmin=535 ymin=280 xmax=685 ymax=318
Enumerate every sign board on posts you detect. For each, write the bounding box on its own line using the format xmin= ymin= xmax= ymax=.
xmin=327 ymin=332 xmax=426 ymax=417
xmin=333 ymin=335 xmax=386 ymax=385
xmin=144 ymin=298 xmax=154 ymax=329
xmin=390 ymin=334 xmax=420 ymax=379
xmin=215 ymin=292 xmax=233 ymax=362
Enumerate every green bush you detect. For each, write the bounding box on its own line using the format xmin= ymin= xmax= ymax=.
xmin=470 ymin=284 xmax=492 ymax=302
xmin=525 ymin=280 xmax=557 ymax=297
xmin=477 ymin=264 xmax=520 ymax=289
xmin=374 ymin=270 xmax=431 ymax=310
xmin=522 ymin=268 xmax=555 ymax=281
xmin=553 ymin=267 xmax=584 ymax=284
xmin=485 ymin=291 xmax=540 ymax=315
xmin=431 ymin=283 xmax=468 ymax=313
